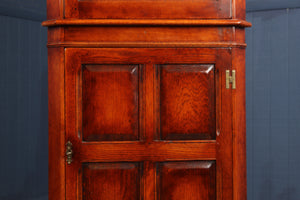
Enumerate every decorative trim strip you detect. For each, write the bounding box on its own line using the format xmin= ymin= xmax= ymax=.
xmin=47 ymin=42 xmax=247 ymax=48
xmin=42 ymin=19 xmax=252 ymax=27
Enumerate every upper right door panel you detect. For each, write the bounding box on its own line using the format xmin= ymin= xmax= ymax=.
xmin=65 ymin=0 xmax=231 ymax=19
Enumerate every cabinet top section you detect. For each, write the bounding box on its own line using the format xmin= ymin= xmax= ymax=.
xmin=45 ymin=0 xmax=249 ymax=24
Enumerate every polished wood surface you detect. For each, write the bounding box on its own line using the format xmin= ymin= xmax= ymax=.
xmin=64 ymin=48 xmax=232 ymax=200
xmin=157 ymin=161 xmax=216 ymax=200
xmin=63 ymin=27 xmax=233 ymax=43
xmin=232 ymin=48 xmax=247 ymax=200
xmin=81 ymin=65 xmax=141 ymax=141
xmin=45 ymin=0 xmax=249 ymax=199
xmin=48 ymin=0 xmax=248 ymax=20
xmin=65 ymin=0 xmax=231 ymax=19
xmin=42 ymin=19 xmax=252 ymax=27
xmin=82 ymin=163 xmax=141 ymax=200
xmin=158 ymin=65 xmax=215 ymax=140
xmin=48 ymin=47 xmax=65 ymax=200
xmin=45 ymin=25 xmax=248 ymax=48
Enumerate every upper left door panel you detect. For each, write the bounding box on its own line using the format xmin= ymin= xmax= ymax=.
xmin=66 ymin=60 xmax=145 ymax=143
xmin=80 ymin=64 xmax=143 ymax=141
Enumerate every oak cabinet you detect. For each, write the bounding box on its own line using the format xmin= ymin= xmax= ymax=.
xmin=43 ymin=0 xmax=250 ymax=199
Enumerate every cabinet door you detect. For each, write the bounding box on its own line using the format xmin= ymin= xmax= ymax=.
xmin=65 ymin=48 xmax=232 ymax=200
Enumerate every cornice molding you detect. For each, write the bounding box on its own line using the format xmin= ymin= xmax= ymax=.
xmin=42 ymin=19 xmax=252 ymax=27
xmin=47 ymin=42 xmax=247 ymax=48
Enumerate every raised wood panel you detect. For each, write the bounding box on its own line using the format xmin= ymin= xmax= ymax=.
xmin=157 ymin=161 xmax=216 ymax=200
xmin=80 ymin=65 xmax=141 ymax=141
xmin=157 ymin=65 xmax=215 ymax=140
xmin=65 ymin=0 xmax=231 ymax=19
xmin=82 ymin=162 xmax=141 ymax=200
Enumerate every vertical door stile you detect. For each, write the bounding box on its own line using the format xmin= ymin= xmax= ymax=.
xmin=216 ymin=49 xmax=233 ymax=200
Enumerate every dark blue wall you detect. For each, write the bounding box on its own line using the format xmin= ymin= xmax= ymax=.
xmin=0 ymin=1 xmax=299 ymax=200
xmin=246 ymin=7 xmax=300 ymax=200
xmin=0 ymin=1 xmax=48 ymax=200
xmin=246 ymin=0 xmax=300 ymax=12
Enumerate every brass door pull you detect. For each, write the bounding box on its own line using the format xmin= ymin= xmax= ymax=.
xmin=66 ymin=141 xmax=73 ymax=165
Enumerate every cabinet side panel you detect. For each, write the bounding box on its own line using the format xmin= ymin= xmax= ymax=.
xmin=233 ymin=0 xmax=246 ymax=19
xmin=47 ymin=0 xmax=64 ymax=19
xmin=232 ymin=47 xmax=247 ymax=200
xmin=48 ymin=47 xmax=65 ymax=200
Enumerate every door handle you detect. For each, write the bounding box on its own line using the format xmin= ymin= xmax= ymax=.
xmin=66 ymin=141 xmax=73 ymax=165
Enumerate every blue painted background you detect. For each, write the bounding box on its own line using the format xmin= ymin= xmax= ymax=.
xmin=246 ymin=8 xmax=300 ymax=200
xmin=0 ymin=0 xmax=299 ymax=199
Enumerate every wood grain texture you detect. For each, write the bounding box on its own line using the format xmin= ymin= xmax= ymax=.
xmin=63 ymin=27 xmax=234 ymax=43
xmin=42 ymin=19 xmax=252 ymax=27
xmin=47 ymin=0 xmax=63 ymax=19
xmin=44 ymin=0 xmax=249 ymax=199
xmin=233 ymin=0 xmax=246 ymax=19
xmin=143 ymin=162 xmax=156 ymax=200
xmin=47 ymin=41 xmax=247 ymax=48
xmin=232 ymin=48 xmax=247 ymax=200
xmin=62 ymin=48 xmax=234 ymax=199
xmin=48 ymin=47 xmax=65 ymax=200
xmin=47 ymin=27 xmax=64 ymax=44
xmin=82 ymin=162 xmax=141 ymax=200
xmin=46 ymin=0 xmax=248 ymax=197
xmin=74 ymin=0 xmax=231 ymax=19
xmin=78 ymin=142 xmax=217 ymax=162
xmin=81 ymin=65 xmax=140 ymax=141
xmin=45 ymin=24 xmax=250 ymax=48
xmin=158 ymin=65 xmax=215 ymax=140
xmin=215 ymin=49 xmax=233 ymax=200
xmin=157 ymin=161 xmax=216 ymax=200
xmin=65 ymin=48 xmax=218 ymax=64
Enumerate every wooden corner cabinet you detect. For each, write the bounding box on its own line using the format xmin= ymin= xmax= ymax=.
xmin=43 ymin=0 xmax=250 ymax=199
